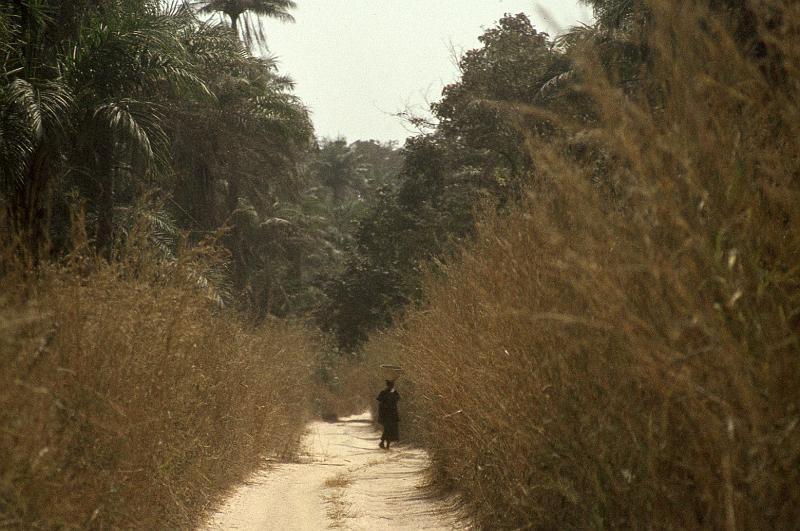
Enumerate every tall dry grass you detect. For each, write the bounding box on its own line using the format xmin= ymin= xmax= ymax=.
xmin=370 ymin=1 xmax=800 ymax=528
xmin=0 ymin=220 xmax=318 ymax=528
xmin=314 ymin=358 xmax=376 ymax=421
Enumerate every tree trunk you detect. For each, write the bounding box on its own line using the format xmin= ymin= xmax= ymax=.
xmin=230 ymin=12 xmax=240 ymax=35
xmin=11 ymin=142 xmax=51 ymax=260
xmin=224 ymin=175 xmax=248 ymax=295
xmin=95 ymin=140 xmax=115 ymax=259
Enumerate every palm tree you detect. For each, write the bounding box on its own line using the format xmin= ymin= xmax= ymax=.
xmin=167 ymin=16 xmax=312 ymax=309
xmin=2 ymin=0 xmax=315 ymax=315
xmin=61 ymin=4 xmax=209 ymax=256
xmin=311 ymin=138 xmax=366 ymax=204
xmin=1 ymin=2 xmax=75 ymax=254
xmin=194 ymin=0 xmax=296 ymax=46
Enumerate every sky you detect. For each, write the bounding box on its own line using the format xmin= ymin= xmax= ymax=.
xmin=256 ymin=1 xmax=594 ymax=144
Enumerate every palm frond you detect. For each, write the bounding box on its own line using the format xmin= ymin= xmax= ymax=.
xmin=116 ymin=202 xmax=180 ymax=258
xmin=0 ymin=78 xmax=72 ymax=193
xmin=3 ymin=79 xmax=72 ymax=141
xmin=116 ymin=200 xmax=231 ymax=307
xmin=93 ymin=99 xmax=169 ymax=168
xmin=535 ymin=70 xmax=577 ymax=102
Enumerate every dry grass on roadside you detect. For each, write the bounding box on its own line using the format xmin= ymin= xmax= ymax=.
xmin=323 ymin=472 xmax=357 ymax=527
xmin=323 ymin=491 xmax=356 ymax=528
xmin=0 ymin=224 xmax=318 ymax=529
xmin=324 ymin=472 xmax=353 ymax=489
xmin=367 ymin=1 xmax=800 ymax=529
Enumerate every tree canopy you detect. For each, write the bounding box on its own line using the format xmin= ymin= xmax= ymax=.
xmin=1 ymin=0 xmax=312 ymax=315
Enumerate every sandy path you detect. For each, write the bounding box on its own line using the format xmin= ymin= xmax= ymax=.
xmin=203 ymin=412 xmax=467 ymax=530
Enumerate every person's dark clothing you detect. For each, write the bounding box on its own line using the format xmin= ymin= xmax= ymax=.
xmin=377 ymin=388 xmax=400 ymax=443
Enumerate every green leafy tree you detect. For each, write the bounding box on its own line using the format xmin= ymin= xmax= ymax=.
xmin=310 ymin=137 xmax=365 ymax=204
xmin=322 ymin=135 xmax=479 ymax=350
xmin=1 ymin=2 xmax=73 ymax=254
xmin=433 ymin=13 xmax=570 ymax=190
xmin=259 ymin=138 xmax=403 ymax=318
xmin=324 ymin=15 xmax=569 ymax=350
xmin=166 ymin=15 xmax=312 ymax=313
xmin=64 ymin=4 xmax=208 ymax=256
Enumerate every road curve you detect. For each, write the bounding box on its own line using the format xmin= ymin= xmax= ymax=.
xmin=202 ymin=412 xmax=467 ymax=530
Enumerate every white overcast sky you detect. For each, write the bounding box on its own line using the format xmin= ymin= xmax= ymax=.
xmin=256 ymin=1 xmax=594 ymax=143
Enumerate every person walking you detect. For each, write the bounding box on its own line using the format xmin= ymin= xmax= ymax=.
xmin=377 ymin=380 xmax=400 ymax=449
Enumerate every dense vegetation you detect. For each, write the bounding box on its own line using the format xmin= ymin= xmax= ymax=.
xmin=353 ymin=0 xmax=800 ymax=529
xmin=0 ymin=0 xmax=403 ymax=320
xmin=2 ymin=0 xmax=310 ymax=311
xmin=325 ymin=1 xmax=793 ymax=353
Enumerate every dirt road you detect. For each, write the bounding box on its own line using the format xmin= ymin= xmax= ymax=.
xmin=203 ymin=412 xmax=467 ymax=530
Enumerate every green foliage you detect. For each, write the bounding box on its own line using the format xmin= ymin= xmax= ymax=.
xmin=265 ymin=138 xmax=403 ymax=318
xmin=324 ymin=15 xmax=570 ymax=350
xmin=434 ymin=13 xmax=570 ymax=182
xmin=10 ymin=0 xmax=774 ymax=335
xmin=0 ymin=0 xmax=313 ymax=318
